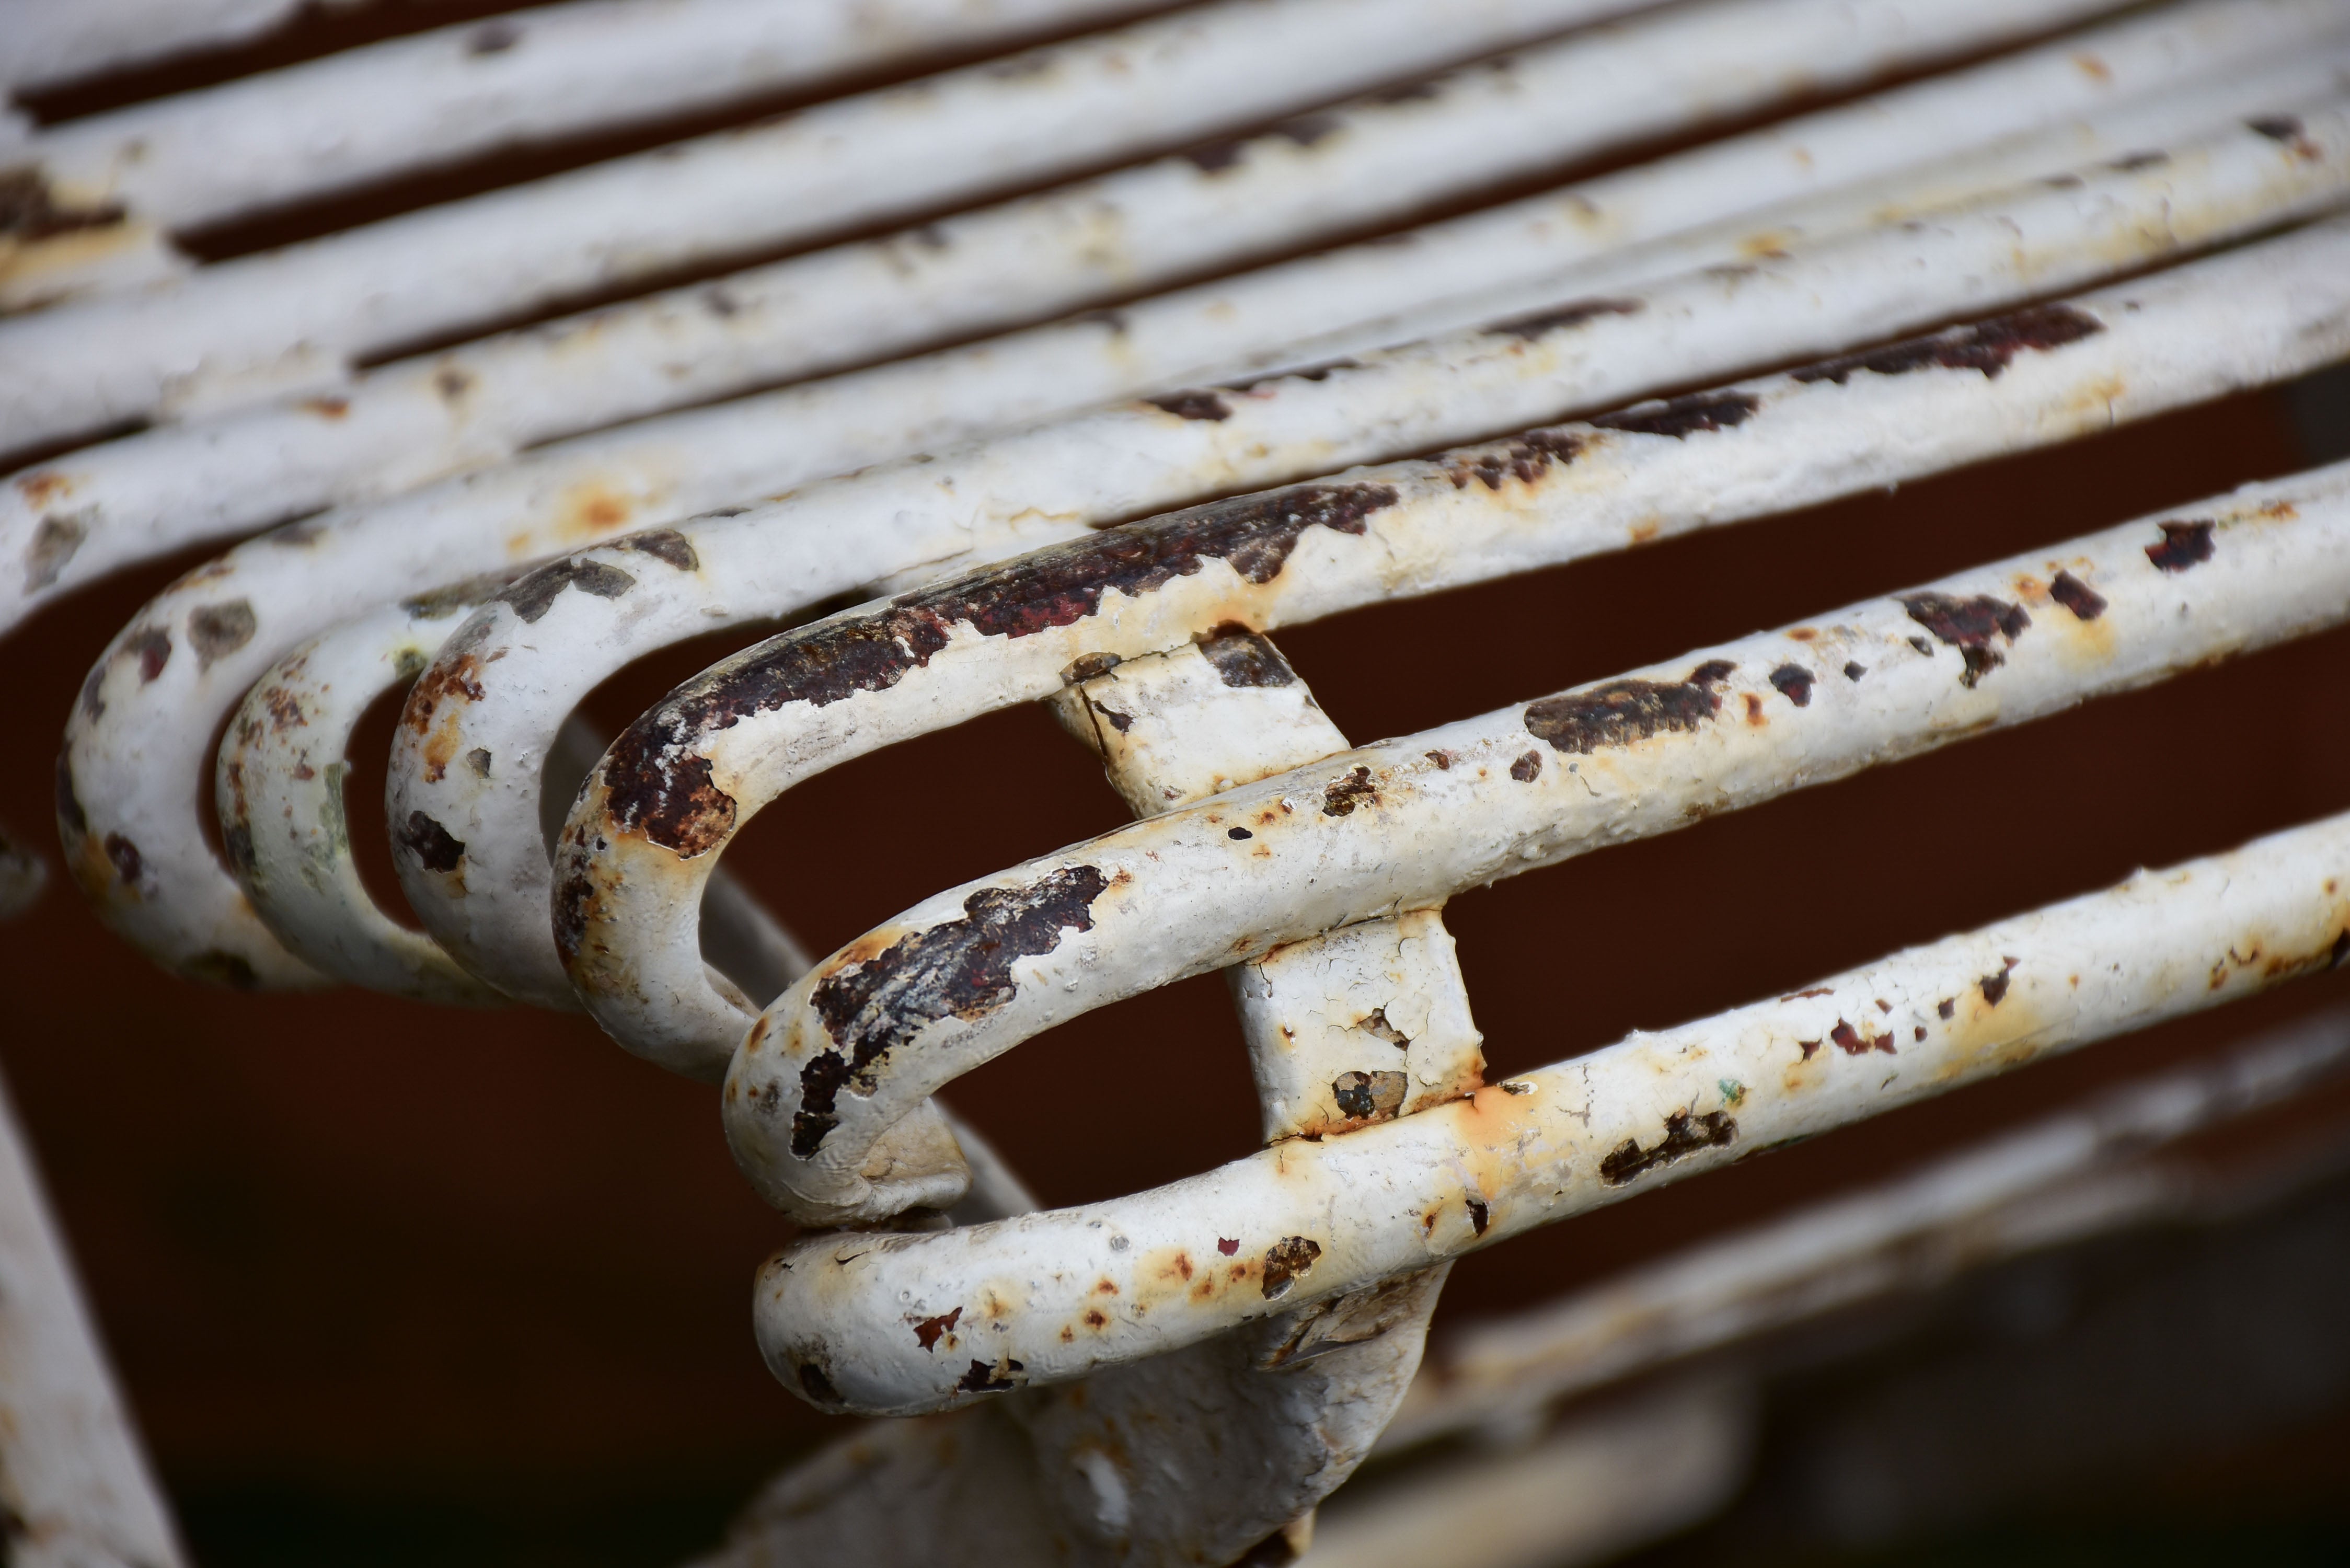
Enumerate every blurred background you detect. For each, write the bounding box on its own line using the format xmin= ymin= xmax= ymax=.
xmin=6 ymin=1 xmax=2350 ymax=1563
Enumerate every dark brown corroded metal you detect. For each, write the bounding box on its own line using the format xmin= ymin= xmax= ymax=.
xmin=188 ymin=601 xmax=257 ymax=670
xmin=1768 ymin=663 xmax=1815 ymax=706
xmin=1790 ymin=303 xmax=2105 ymax=385
xmin=1482 ymin=297 xmax=1644 ymax=340
xmin=1331 ymin=1069 xmax=1408 ymax=1121
xmin=1523 ymin=664 xmax=1730 ymax=756
xmin=23 ymin=514 xmax=87 ymax=591
xmin=1598 ymin=1110 xmax=1737 ymax=1186
xmin=1197 ymin=625 xmax=1296 ymax=688
xmin=1260 ymin=1237 xmax=1321 ymax=1299
xmin=1900 ymin=591 xmax=2031 ymax=687
xmin=127 ymin=629 xmax=170 ymax=684
xmin=2049 ymin=570 xmax=2108 ymax=619
xmin=1444 ymin=430 xmax=1585 ymax=490
xmin=790 ymin=867 xmax=1111 ymax=1157
xmin=912 ymin=1307 xmax=962 ymax=1351
xmin=1588 ymin=389 xmax=1759 ymax=439
xmin=2145 ymin=520 xmax=2217 ymax=572
xmin=496 ymin=558 xmax=638 ymax=624
xmin=615 ymin=529 xmax=700 ymax=571
xmin=397 ymin=811 xmax=466 ymax=874
xmin=1146 ymin=390 xmax=1234 ymax=421
xmin=1508 ymin=749 xmax=1542 ymax=781
xmin=954 ymin=1358 xmax=1024 ymax=1394
xmin=1320 ymin=766 xmax=1377 ymax=816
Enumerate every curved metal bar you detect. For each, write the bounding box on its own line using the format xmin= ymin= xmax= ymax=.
xmin=750 ymin=806 xmax=2350 ymax=1413
xmin=682 ymin=461 xmax=2350 ymax=1224
xmin=0 ymin=0 xmax=1674 ymax=452
xmin=7 ymin=0 xmax=2240 ymax=628
xmin=399 ymin=200 xmax=2350 ymax=1017
xmin=538 ymin=180 xmax=2350 ymax=1074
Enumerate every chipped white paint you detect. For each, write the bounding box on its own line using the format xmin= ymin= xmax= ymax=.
xmin=12 ymin=0 xmax=2340 ymax=629
xmin=0 ymin=0 xmax=1684 ymax=448
xmin=539 ymin=206 xmax=2350 ymax=1077
xmin=1381 ymin=1009 xmax=2350 ymax=1450
xmin=748 ymin=803 xmax=2350 ymax=1412
xmin=701 ymin=461 xmax=2350 ymax=1227
xmin=0 ymin=1066 xmax=188 ymax=1567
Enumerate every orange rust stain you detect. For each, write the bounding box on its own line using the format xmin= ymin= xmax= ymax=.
xmin=558 ymin=483 xmax=633 ymax=541
xmin=1744 ymin=693 xmax=1766 ymax=725
xmin=16 ymin=471 xmax=72 ymax=508
xmin=1628 ymin=520 xmax=1660 ymax=544
xmin=1084 ymin=1309 xmax=1108 ymax=1328
xmin=1787 ymin=627 xmax=1817 ymax=641
xmin=2073 ymin=52 xmax=2110 ymax=81
xmin=300 ymin=396 xmax=350 ymax=420
xmin=1094 ymin=1278 xmax=1119 ymax=1296
xmin=2257 ymin=499 xmax=2299 ymax=521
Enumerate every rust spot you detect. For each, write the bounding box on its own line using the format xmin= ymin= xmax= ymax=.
xmin=798 ymin=1363 xmax=842 ymax=1407
xmin=1446 ymin=430 xmax=1585 ymax=490
xmin=1093 ymin=702 xmax=1133 ymax=734
xmin=1769 ymin=665 xmax=1813 ymax=707
xmin=1227 ymin=826 xmax=1251 ymax=840
xmin=912 ymin=1306 xmax=962 ymax=1351
xmin=0 ymin=168 xmax=125 ymax=240
xmin=1527 ymin=668 xmax=1719 ymax=756
xmin=300 ymin=396 xmax=350 ymax=420
xmin=1980 ymin=963 xmax=2014 ymax=1006
xmin=1426 ymin=750 xmax=1452 ymax=769
xmin=1217 ymin=1237 xmax=1240 ymax=1255
xmin=1509 ymin=750 xmax=1542 ymax=782
xmin=103 ymin=833 xmax=143 ymax=887
xmin=466 ymin=747 xmax=492 ymax=778
xmin=1197 ymin=624 xmax=1294 ymax=687
xmin=1784 ymin=986 xmax=1834 ymax=1000
xmin=435 ymin=367 xmax=474 ymax=402
xmin=1484 ymin=297 xmax=1644 ymax=340
xmin=24 ymin=511 xmax=88 ymax=592
xmin=467 ymin=18 xmax=520 ymax=51
xmin=1830 ymin=1019 xmax=1894 ymax=1056
xmin=1915 ymin=1026 xmax=1927 ymax=1042
xmin=1842 ymin=661 xmax=1866 ymax=682
xmin=188 ymin=601 xmax=257 ymax=670
xmin=1598 ymin=1110 xmax=1737 ymax=1185
xmin=1938 ymin=998 xmax=1955 ymax=1019
xmin=1902 ymin=592 xmax=2030 ymax=687
xmin=1146 ymin=390 xmax=1231 ymax=421
xmin=1466 ymin=1198 xmax=1490 ymax=1237
xmin=128 ymin=627 xmax=171 ymax=683
xmin=1792 ymin=304 xmax=2103 ymax=385
xmin=1591 ymin=390 xmax=1758 ymax=439
xmin=1261 ymin=1237 xmax=1321 ymax=1299
xmin=793 ymin=867 xmax=1109 ymax=1157
xmin=616 ymin=529 xmax=699 ymax=572
xmin=2145 ymin=520 xmax=2215 ymax=572
xmin=497 ymin=558 xmax=636 ymax=624
xmin=2049 ymin=570 xmax=2106 ymax=620
xmin=397 ymin=811 xmax=465 ymax=873
xmin=1331 ymin=1069 xmax=1408 ymax=1121
xmin=1084 ymin=1309 xmax=1107 ymax=1328
xmin=955 ymin=1358 xmax=1024 ymax=1394
xmin=1321 ymin=766 xmax=1377 ymax=817
xmin=16 ymin=471 xmax=71 ymax=508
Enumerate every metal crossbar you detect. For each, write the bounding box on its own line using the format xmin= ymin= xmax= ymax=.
xmin=8 ymin=0 xmax=2350 ymax=1561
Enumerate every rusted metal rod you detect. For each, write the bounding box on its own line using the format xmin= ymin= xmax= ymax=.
xmin=1 ymin=0 xmax=1688 ymax=451
xmin=748 ymin=800 xmax=2350 ymax=1412
xmin=7 ymin=0 xmax=2240 ymax=624
xmin=687 ymin=458 xmax=2350 ymax=1226
xmin=5 ymin=0 xmax=1163 ymax=308
xmin=534 ymin=205 xmax=2350 ymax=1077
xmin=71 ymin=100 xmax=2335 ymax=998
xmin=359 ymin=212 xmax=2350 ymax=1020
